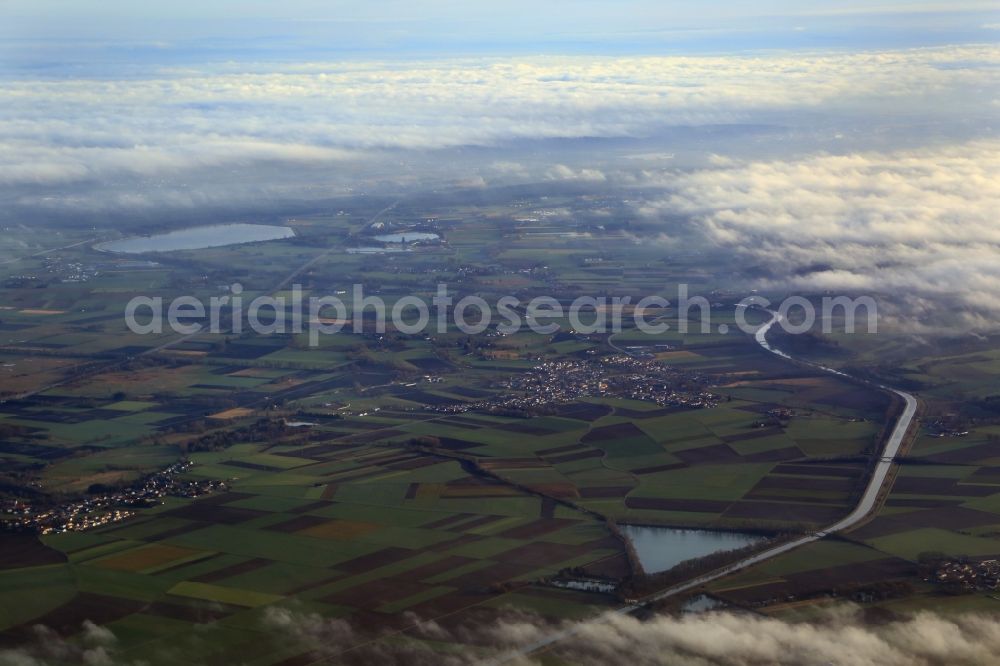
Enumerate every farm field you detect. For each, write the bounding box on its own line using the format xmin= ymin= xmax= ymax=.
xmin=1 ymin=190 xmax=998 ymax=661
xmin=700 ymin=335 xmax=1000 ymax=613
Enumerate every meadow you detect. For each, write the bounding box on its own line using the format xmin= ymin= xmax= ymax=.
xmin=2 ymin=190 xmax=995 ymax=660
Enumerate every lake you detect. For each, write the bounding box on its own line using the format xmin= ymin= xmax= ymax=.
xmin=622 ymin=525 xmax=765 ymax=574
xmin=346 ymin=246 xmax=408 ymax=255
xmin=95 ymin=223 xmax=295 ymax=254
xmin=373 ymin=231 xmax=439 ymax=243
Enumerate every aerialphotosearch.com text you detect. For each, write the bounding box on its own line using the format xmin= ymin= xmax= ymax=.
xmin=124 ymin=283 xmax=878 ymax=346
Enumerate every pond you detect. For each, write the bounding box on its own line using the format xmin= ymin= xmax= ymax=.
xmin=95 ymin=223 xmax=295 ymax=254
xmin=372 ymin=231 xmax=439 ymax=243
xmin=621 ymin=525 xmax=765 ymax=574
xmin=346 ymin=246 xmax=408 ymax=255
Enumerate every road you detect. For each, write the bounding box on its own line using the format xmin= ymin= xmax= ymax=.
xmin=486 ymin=309 xmax=919 ymax=664
xmin=272 ymin=200 xmax=397 ymax=294
xmin=0 ymin=236 xmax=100 ymax=265
xmin=754 ymin=310 xmax=918 ymax=534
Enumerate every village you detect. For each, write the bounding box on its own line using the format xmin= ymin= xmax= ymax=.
xmin=0 ymin=460 xmax=225 ymax=535
xmin=431 ymin=355 xmax=720 ymax=414
xmin=931 ymin=558 xmax=1000 ymax=592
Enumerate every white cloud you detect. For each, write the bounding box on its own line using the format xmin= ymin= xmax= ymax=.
xmin=545 ymin=164 xmax=608 ymax=182
xmin=0 ymin=44 xmax=996 ymax=188
xmin=551 ymin=607 xmax=1000 ymax=666
xmin=643 ymin=140 xmax=1000 ymax=328
xmin=7 ymin=605 xmax=1000 ymax=665
xmin=253 ymin=604 xmax=1000 ymax=665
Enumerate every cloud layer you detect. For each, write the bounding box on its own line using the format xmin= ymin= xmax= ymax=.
xmin=1 ymin=44 xmax=996 ymax=189
xmin=6 ymin=606 xmax=1000 ymax=665
xmin=548 ymin=607 xmax=1000 ymax=666
xmin=643 ymin=140 xmax=1000 ymax=329
xmin=1 ymin=43 xmax=996 ymax=330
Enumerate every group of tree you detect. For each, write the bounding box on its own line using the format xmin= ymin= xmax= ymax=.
xmin=182 ymin=418 xmax=290 ymax=452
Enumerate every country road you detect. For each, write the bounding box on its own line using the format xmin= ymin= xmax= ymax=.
xmin=486 ymin=309 xmax=920 ymax=664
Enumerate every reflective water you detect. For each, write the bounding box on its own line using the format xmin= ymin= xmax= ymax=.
xmin=346 ymin=246 xmax=408 ymax=254
xmin=372 ymin=232 xmax=439 ymax=243
xmin=95 ymin=224 xmax=295 ymax=254
xmin=622 ymin=524 xmax=765 ymax=574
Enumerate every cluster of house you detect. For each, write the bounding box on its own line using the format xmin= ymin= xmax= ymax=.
xmin=932 ymin=559 xmax=1000 ymax=591
xmin=431 ymin=355 xmax=718 ymax=414
xmin=1 ymin=460 xmax=225 ymax=535
xmin=43 ymin=256 xmax=100 ymax=283
xmin=926 ymin=418 xmax=971 ymax=438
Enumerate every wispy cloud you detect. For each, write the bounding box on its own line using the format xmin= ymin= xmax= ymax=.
xmin=640 ymin=140 xmax=1000 ymax=329
xmin=0 ymin=45 xmax=995 ymax=189
xmin=6 ymin=604 xmax=1000 ymax=665
xmin=549 ymin=606 xmax=1000 ymax=666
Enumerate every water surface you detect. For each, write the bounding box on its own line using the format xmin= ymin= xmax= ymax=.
xmin=373 ymin=231 xmax=439 ymax=243
xmin=622 ymin=524 xmax=765 ymax=574
xmin=96 ymin=223 xmax=295 ymax=254
xmin=346 ymin=246 xmax=408 ymax=254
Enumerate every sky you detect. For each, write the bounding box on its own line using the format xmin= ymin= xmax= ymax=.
xmin=2 ymin=1 xmax=999 ymax=67
xmin=1 ymin=2 xmax=998 ymax=331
